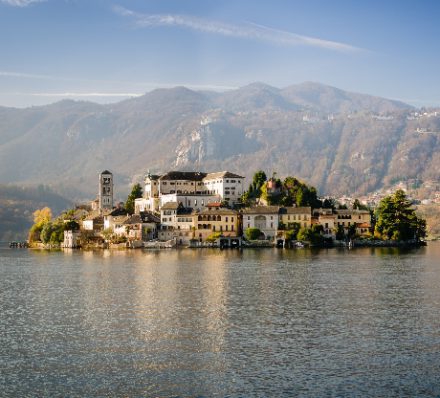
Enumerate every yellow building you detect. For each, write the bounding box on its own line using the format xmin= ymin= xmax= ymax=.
xmin=193 ymin=207 xmax=240 ymax=241
xmin=279 ymin=207 xmax=312 ymax=229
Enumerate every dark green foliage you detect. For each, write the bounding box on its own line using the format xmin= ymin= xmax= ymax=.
xmin=335 ymin=224 xmax=345 ymax=240
xmin=322 ymin=198 xmax=336 ymax=210
xmin=347 ymin=224 xmax=357 ymax=239
xmin=285 ymin=224 xmax=301 ymax=241
xmin=245 ymin=227 xmax=262 ymax=240
xmin=353 ymin=199 xmax=369 ymax=211
xmin=40 ymin=221 xmax=65 ymax=244
xmin=282 ymin=177 xmax=321 ymax=208
xmin=125 ymin=183 xmax=143 ymax=215
xmin=64 ymin=220 xmax=80 ymax=231
xmin=297 ymin=226 xmax=324 ymax=245
xmin=375 ymin=189 xmax=426 ymax=241
xmin=247 ymin=170 xmax=267 ymax=200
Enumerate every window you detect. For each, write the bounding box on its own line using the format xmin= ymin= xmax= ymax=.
xmin=248 ymin=216 xmax=250 ymax=220
xmin=226 ymin=225 xmax=228 ymax=231
xmin=226 ymin=217 xmax=228 ymax=222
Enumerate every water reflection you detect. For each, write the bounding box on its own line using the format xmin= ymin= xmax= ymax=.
xmin=1 ymin=244 xmax=440 ymax=396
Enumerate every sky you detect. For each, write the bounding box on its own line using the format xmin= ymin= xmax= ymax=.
xmin=1 ymin=0 xmax=440 ymax=108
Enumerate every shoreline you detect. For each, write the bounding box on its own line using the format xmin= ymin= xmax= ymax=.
xmin=22 ymin=239 xmax=429 ymax=251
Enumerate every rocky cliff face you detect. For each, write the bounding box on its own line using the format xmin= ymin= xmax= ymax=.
xmin=0 ymin=82 xmax=438 ymax=198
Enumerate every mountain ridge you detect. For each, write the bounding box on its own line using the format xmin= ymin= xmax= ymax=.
xmin=1 ymin=82 xmax=437 ymax=201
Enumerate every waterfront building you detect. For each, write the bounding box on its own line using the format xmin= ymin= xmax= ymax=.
xmin=193 ymin=207 xmax=240 ymax=242
xmin=242 ymin=206 xmax=280 ymax=240
xmin=63 ymin=230 xmax=80 ymax=248
xmin=279 ymin=207 xmax=312 ymax=229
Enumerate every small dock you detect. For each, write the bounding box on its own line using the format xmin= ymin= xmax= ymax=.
xmin=9 ymin=241 xmax=29 ymax=248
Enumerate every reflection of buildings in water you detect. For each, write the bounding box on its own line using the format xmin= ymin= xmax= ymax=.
xmin=132 ymin=250 xmax=228 ymax=368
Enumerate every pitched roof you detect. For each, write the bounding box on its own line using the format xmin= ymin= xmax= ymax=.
xmin=112 ymin=215 xmax=130 ymax=223
xmin=83 ymin=211 xmax=102 ymax=221
xmin=279 ymin=206 xmax=312 ymax=214
xmin=204 ymin=171 xmax=244 ymax=180
xmin=139 ymin=211 xmax=161 ymax=223
xmin=161 ymin=202 xmax=179 ymax=210
xmin=159 ymin=171 xmax=206 ymax=181
xmin=242 ymin=206 xmax=280 ymax=215
xmin=336 ymin=209 xmax=370 ymax=215
xmin=196 ymin=207 xmax=238 ymax=215
xmin=356 ymin=222 xmax=371 ymax=228
xmin=157 ymin=170 xmax=244 ymax=181
xmin=123 ymin=214 xmax=142 ymax=225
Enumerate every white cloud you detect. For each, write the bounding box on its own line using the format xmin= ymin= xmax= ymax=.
xmin=0 ymin=70 xmax=57 ymax=79
xmin=0 ymin=0 xmax=45 ymax=7
xmin=113 ymin=6 xmax=362 ymax=53
xmin=26 ymin=92 xmax=143 ymax=97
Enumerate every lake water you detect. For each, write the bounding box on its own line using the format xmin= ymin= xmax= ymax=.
xmin=1 ymin=243 xmax=440 ymax=397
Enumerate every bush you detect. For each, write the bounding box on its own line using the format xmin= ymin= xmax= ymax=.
xmin=245 ymin=227 xmax=261 ymax=240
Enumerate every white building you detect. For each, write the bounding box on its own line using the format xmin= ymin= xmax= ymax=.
xmin=139 ymin=170 xmax=245 ymax=212
xmin=63 ymin=230 xmax=80 ymax=248
xmin=242 ymin=206 xmax=280 ymax=240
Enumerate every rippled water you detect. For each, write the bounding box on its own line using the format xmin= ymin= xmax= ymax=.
xmin=1 ymin=244 xmax=440 ymax=397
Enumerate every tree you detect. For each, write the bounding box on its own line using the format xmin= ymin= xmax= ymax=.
xmin=297 ymin=227 xmax=312 ymax=241
xmin=206 ymin=232 xmax=222 ymax=242
xmin=245 ymin=227 xmax=261 ymax=240
xmin=298 ymin=226 xmax=324 ymax=245
xmin=322 ymin=198 xmax=336 ymax=210
xmin=375 ymin=189 xmax=426 ymax=241
xmin=33 ymin=207 xmax=52 ymax=227
xmin=353 ymin=199 xmax=368 ymax=211
xmin=125 ymin=183 xmax=143 ymax=214
xmin=335 ymin=224 xmax=345 ymax=240
xmin=28 ymin=207 xmax=53 ymax=242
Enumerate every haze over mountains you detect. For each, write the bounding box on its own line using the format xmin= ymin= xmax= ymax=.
xmin=1 ymin=82 xmax=439 ymax=200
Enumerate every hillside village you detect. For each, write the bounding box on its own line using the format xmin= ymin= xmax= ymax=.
xmin=61 ymin=169 xmax=374 ymax=249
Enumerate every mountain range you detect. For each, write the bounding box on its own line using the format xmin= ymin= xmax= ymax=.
xmin=1 ymin=82 xmax=439 ymax=201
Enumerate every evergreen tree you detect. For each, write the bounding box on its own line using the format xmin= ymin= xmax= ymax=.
xmin=375 ymin=189 xmax=426 ymax=241
xmin=125 ymin=183 xmax=143 ymax=214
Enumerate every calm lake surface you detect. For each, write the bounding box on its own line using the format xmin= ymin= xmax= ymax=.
xmin=1 ymin=243 xmax=440 ymax=397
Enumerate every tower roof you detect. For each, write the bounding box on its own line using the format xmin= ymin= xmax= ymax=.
xmin=100 ymin=170 xmax=112 ymax=175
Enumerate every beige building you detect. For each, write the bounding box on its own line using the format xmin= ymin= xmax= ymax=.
xmin=279 ymin=207 xmax=312 ymax=229
xmin=194 ymin=207 xmax=240 ymax=242
xmin=314 ymin=208 xmax=372 ymax=238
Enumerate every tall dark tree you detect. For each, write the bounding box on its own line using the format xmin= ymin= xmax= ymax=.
xmin=375 ymin=189 xmax=426 ymax=241
xmin=353 ymin=199 xmax=368 ymax=211
xmin=125 ymin=183 xmax=143 ymax=215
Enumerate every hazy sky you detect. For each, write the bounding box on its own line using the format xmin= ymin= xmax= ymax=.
xmin=1 ymin=0 xmax=439 ymax=108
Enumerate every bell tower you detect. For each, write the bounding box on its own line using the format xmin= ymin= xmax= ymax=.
xmin=99 ymin=170 xmax=113 ymax=213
